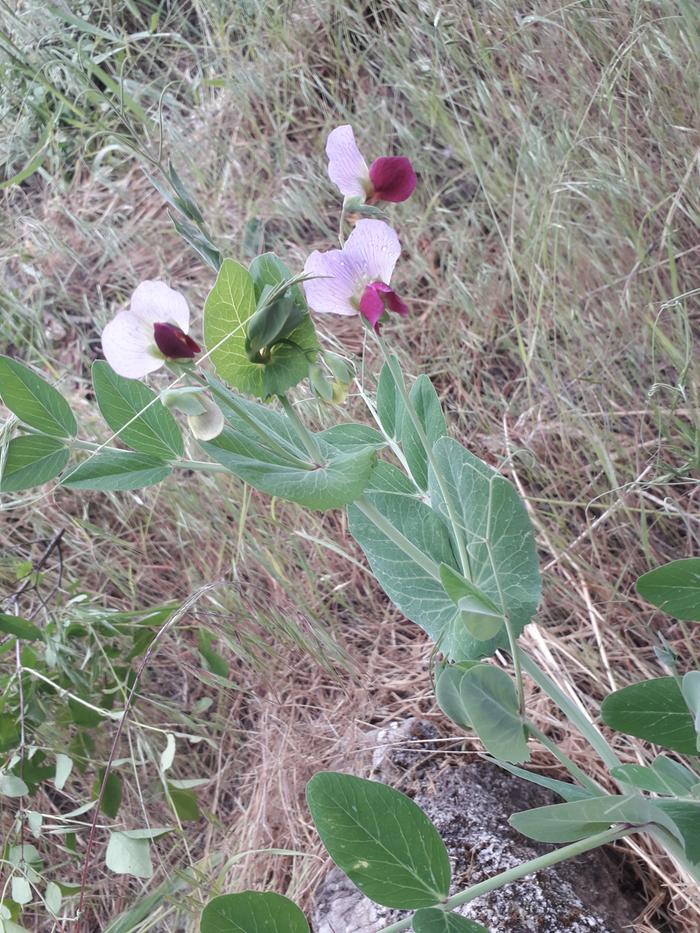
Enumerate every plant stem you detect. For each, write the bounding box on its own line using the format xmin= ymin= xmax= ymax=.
xmin=355 ymin=496 xmax=441 ymax=580
xmin=520 ymin=653 xmax=621 ymax=770
xmin=374 ymin=335 xmax=472 ymax=579
xmin=377 ymin=826 xmax=635 ymax=932
xmin=172 ymin=460 xmax=231 ymax=474
xmin=278 ymin=394 xmax=323 ymax=463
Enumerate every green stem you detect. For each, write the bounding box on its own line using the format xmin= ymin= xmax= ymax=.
xmin=375 ymin=335 xmax=471 ymax=580
xmin=278 ymin=394 xmax=323 ymax=463
xmin=525 ymin=722 xmax=604 ymax=795
xmin=377 ymin=826 xmax=635 ymax=932
xmin=172 ymin=460 xmax=230 ymax=474
xmin=355 ymin=496 xmax=441 ymax=580
xmin=520 ymin=653 xmax=621 ymax=770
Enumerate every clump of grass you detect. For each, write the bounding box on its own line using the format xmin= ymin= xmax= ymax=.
xmin=2 ymin=0 xmax=699 ymax=929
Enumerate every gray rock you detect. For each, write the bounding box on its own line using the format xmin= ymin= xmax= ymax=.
xmin=312 ymin=720 xmax=642 ymax=933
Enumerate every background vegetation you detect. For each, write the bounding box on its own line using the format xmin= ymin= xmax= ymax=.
xmin=1 ymin=1 xmax=698 ymax=929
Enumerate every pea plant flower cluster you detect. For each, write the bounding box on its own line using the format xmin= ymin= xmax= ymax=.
xmin=1 ymin=123 xmax=699 ymax=933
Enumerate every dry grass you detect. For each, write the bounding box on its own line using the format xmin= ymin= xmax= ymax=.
xmin=1 ymin=0 xmax=699 ymax=930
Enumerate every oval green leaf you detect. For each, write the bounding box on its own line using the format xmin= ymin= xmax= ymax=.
xmin=0 ymin=613 xmax=43 ymax=641
xmin=61 ymin=451 xmax=172 ymax=491
xmin=509 ymin=794 xmax=669 ymax=844
xmin=636 ymin=558 xmax=700 ymax=621
xmin=306 ymin=771 xmax=450 ymax=909
xmin=601 ymin=677 xmax=698 ymax=756
xmin=105 ymin=831 xmax=152 ymax=879
xmin=0 ymin=435 xmax=68 ymax=492
xmin=413 ymin=908 xmax=490 ymax=932
xmin=200 ymin=891 xmax=309 ymax=933
xmin=92 ymin=361 xmax=183 ymax=458
xmin=654 ymin=800 xmax=700 ymax=864
xmin=454 ymin=664 xmax=530 ymax=763
xmin=0 ymin=355 xmax=76 ymax=437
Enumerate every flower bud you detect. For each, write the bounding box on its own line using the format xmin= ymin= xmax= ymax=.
xmin=160 ymin=386 xmax=207 ymax=416
xmin=187 ymin=394 xmax=224 ymax=441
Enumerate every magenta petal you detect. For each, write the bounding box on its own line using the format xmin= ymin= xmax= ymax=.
xmin=153 ymin=322 xmax=200 ymax=359
xmin=385 ymin=289 xmax=409 ymax=316
xmin=368 ymin=156 xmax=417 ymax=202
xmin=359 ymin=284 xmax=385 ymax=330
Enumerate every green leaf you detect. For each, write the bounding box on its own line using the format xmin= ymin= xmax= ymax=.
xmin=376 ymin=356 xmax=403 ymax=438
xmin=601 ymin=677 xmax=698 ymax=755
xmin=200 ymin=891 xmax=309 ymax=933
xmin=682 ymin=671 xmax=700 ymax=749
xmin=306 ymin=771 xmax=450 ymax=909
xmin=509 ymin=795 xmax=671 ymax=844
xmin=435 ymin=663 xmax=478 ymax=729
xmin=167 ymin=783 xmax=200 ymax=822
xmin=204 ymin=256 xmax=318 ymax=398
xmin=400 ymin=374 xmax=447 ymax=490
xmin=10 ymin=878 xmax=31 ymax=906
xmin=318 ymin=424 xmax=386 ymax=453
xmin=412 ymin=909 xmax=490 ymax=932
xmin=454 ymin=664 xmax=529 ymax=763
xmin=439 ymin=564 xmax=504 ymax=641
xmin=0 ymin=613 xmax=43 ymax=641
xmin=650 ymin=755 xmax=697 ymax=794
xmin=105 ymin=831 xmax=153 ymax=879
xmin=0 ymin=355 xmax=76 ymax=437
xmin=202 ymin=430 xmax=376 ymax=510
xmin=44 ymin=881 xmax=62 ymax=916
xmin=636 ymin=558 xmax=700 ymax=621
xmin=92 ymin=362 xmax=183 ymax=459
xmin=610 ymin=764 xmax=674 ymax=795
xmin=654 ymin=801 xmax=700 ymax=864
xmin=61 ymin=451 xmax=172 ymax=491
xmin=94 ymin=769 xmax=122 ymax=819
xmin=197 ymin=630 xmax=229 ymax=678
xmin=0 ymin=775 xmax=28 ymax=797
xmin=0 ymin=436 xmax=68 ymax=492
xmin=428 ymin=438 xmax=541 ymax=657
xmin=54 ymin=755 xmax=73 ymax=791
xmin=348 ymin=468 xmax=482 ymax=659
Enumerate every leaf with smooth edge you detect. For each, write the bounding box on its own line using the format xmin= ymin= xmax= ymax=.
xmin=92 ymin=361 xmax=183 ymax=458
xmin=54 ymin=754 xmax=73 ymax=791
xmin=413 ymin=908 xmax=490 ymax=932
xmin=637 ymin=558 xmax=700 ymax=621
xmin=200 ymin=891 xmax=309 ymax=933
xmin=376 ymin=356 xmax=403 ymax=438
xmin=610 ymin=764 xmax=674 ymax=795
xmin=651 ymin=755 xmax=697 ymax=794
xmin=11 ymin=877 xmax=31 ymax=906
xmin=682 ymin=671 xmax=700 ymax=748
xmin=0 ymin=436 xmax=68 ymax=492
xmin=509 ymin=795 xmax=677 ymax=844
xmin=61 ymin=451 xmax=172 ymax=491
xmin=105 ymin=831 xmax=153 ymax=879
xmin=654 ymin=801 xmax=700 ymax=864
xmin=456 ymin=664 xmax=529 ymax=763
xmin=348 ymin=467 xmax=485 ymax=660
xmin=306 ymin=771 xmax=450 ymax=909
xmin=439 ymin=564 xmax=504 ymax=641
xmin=601 ymin=677 xmax=698 ymax=756
xmin=0 ymin=774 xmax=29 ymax=797
xmin=0 ymin=613 xmax=43 ymax=641
xmin=319 ymin=424 xmax=386 ymax=452
xmin=435 ymin=663 xmax=478 ymax=729
xmin=202 ymin=429 xmax=376 ymax=510
xmin=203 ymin=259 xmax=257 ymax=393
xmin=428 ymin=438 xmax=541 ymax=657
xmin=0 ymin=355 xmax=76 ymax=437
xmin=400 ymin=374 xmax=447 ymax=490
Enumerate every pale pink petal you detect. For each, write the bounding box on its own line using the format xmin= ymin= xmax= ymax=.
xmin=101 ymin=310 xmax=163 ymax=379
xmin=343 ymin=219 xmax=401 ymax=285
xmin=130 ymin=280 xmax=190 ymax=331
xmin=303 ymin=248 xmax=361 ymax=316
xmin=326 ymin=125 xmax=370 ymax=199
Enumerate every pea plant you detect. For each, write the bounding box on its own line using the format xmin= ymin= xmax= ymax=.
xmin=1 ymin=125 xmax=699 ymax=932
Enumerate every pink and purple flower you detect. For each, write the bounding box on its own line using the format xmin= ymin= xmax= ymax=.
xmin=326 ymin=125 xmax=417 ymax=204
xmin=303 ymin=219 xmax=408 ymax=330
xmin=101 ymin=280 xmax=200 ymax=379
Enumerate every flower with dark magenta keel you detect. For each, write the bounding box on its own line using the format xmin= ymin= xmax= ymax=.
xmin=303 ymin=219 xmax=408 ymax=331
xmin=326 ymin=125 xmax=417 ymax=204
xmin=101 ymin=280 xmax=200 ymax=379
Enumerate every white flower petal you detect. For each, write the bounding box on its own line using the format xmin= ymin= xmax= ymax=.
xmin=101 ymin=310 xmax=163 ymax=379
xmin=344 ymin=219 xmax=402 ymax=285
xmin=130 ymin=280 xmax=190 ymax=331
xmin=326 ymin=125 xmax=370 ymax=199
xmin=303 ymin=248 xmax=360 ymax=316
